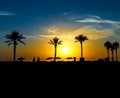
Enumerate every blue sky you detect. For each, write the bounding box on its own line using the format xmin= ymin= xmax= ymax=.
xmin=0 ymin=0 xmax=120 ymax=61
xmin=0 ymin=0 xmax=120 ymax=33
xmin=0 ymin=0 xmax=120 ymax=42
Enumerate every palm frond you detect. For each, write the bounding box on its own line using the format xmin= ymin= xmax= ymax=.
xmin=75 ymin=40 xmax=79 ymax=43
xmin=48 ymin=40 xmax=54 ymax=44
xmin=75 ymin=34 xmax=88 ymax=42
xmin=18 ymin=40 xmax=26 ymax=45
xmin=5 ymin=30 xmax=26 ymax=46
xmin=113 ymin=41 xmax=119 ymax=48
xmin=5 ymin=40 xmax=11 ymax=43
xmin=104 ymin=41 xmax=112 ymax=49
xmin=58 ymin=40 xmax=62 ymax=45
xmin=5 ymin=40 xmax=12 ymax=46
xmin=8 ymin=42 xmax=12 ymax=46
xmin=5 ymin=34 xmax=11 ymax=39
xmin=53 ymin=37 xmax=59 ymax=44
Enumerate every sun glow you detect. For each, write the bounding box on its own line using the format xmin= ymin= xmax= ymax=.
xmin=62 ymin=48 xmax=69 ymax=55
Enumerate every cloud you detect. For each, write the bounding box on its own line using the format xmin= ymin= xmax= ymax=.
xmin=75 ymin=15 xmax=120 ymax=24
xmin=38 ymin=35 xmax=56 ymax=38
xmin=25 ymin=35 xmax=40 ymax=39
xmin=46 ymin=26 xmax=74 ymax=39
xmin=72 ymin=26 xmax=113 ymax=40
xmin=38 ymin=34 xmax=73 ymax=40
xmin=39 ymin=25 xmax=113 ymax=40
xmin=75 ymin=18 xmax=120 ymax=24
xmin=63 ymin=12 xmax=69 ymax=16
xmin=48 ymin=26 xmax=60 ymax=34
xmin=27 ymin=26 xmax=116 ymax=41
xmin=27 ymin=15 xmax=120 ymax=41
xmin=26 ymin=34 xmax=64 ymax=39
xmin=0 ymin=11 xmax=15 ymax=16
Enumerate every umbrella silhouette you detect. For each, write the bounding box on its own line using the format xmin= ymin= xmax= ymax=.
xmin=46 ymin=57 xmax=61 ymax=60
xmin=46 ymin=57 xmax=54 ymax=60
xmin=66 ymin=57 xmax=73 ymax=60
xmin=56 ymin=57 xmax=61 ymax=59
xmin=17 ymin=57 xmax=25 ymax=62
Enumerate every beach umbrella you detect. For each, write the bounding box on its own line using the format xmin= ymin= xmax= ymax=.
xmin=17 ymin=57 xmax=25 ymax=62
xmin=66 ymin=57 xmax=73 ymax=60
xmin=46 ymin=57 xmax=54 ymax=60
xmin=56 ymin=57 xmax=61 ymax=59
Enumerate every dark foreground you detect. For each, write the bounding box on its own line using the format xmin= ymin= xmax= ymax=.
xmin=0 ymin=61 xmax=120 ymax=66
xmin=0 ymin=61 xmax=119 ymax=79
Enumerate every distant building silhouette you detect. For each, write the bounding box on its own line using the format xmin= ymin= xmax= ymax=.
xmin=33 ymin=57 xmax=35 ymax=62
xmin=37 ymin=57 xmax=40 ymax=62
xmin=74 ymin=57 xmax=76 ymax=62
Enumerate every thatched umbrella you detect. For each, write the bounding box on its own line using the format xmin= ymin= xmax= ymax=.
xmin=66 ymin=57 xmax=73 ymax=60
xmin=56 ymin=57 xmax=61 ymax=59
xmin=17 ymin=57 xmax=25 ymax=62
xmin=46 ymin=57 xmax=54 ymax=60
xmin=46 ymin=57 xmax=61 ymax=61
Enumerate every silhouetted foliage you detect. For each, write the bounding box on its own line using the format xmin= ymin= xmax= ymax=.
xmin=104 ymin=41 xmax=119 ymax=61
xmin=48 ymin=37 xmax=62 ymax=62
xmin=104 ymin=41 xmax=112 ymax=61
xmin=113 ymin=42 xmax=119 ymax=61
xmin=5 ymin=30 xmax=25 ymax=62
xmin=75 ymin=34 xmax=88 ymax=61
xmin=111 ymin=43 xmax=115 ymax=61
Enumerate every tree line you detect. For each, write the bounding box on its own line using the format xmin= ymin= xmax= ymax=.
xmin=104 ymin=41 xmax=119 ymax=62
xmin=3 ymin=30 xmax=120 ymax=62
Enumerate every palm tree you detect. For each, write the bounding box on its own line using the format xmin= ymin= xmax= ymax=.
xmin=75 ymin=34 xmax=88 ymax=61
xmin=5 ymin=30 xmax=25 ymax=62
xmin=111 ymin=43 xmax=115 ymax=61
xmin=48 ymin=37 xmax=62 ymax=62
xmin=104 ymin=41 xmax=112 ymax=61
xmin=113 ymin=42 xmax=119 ymax=61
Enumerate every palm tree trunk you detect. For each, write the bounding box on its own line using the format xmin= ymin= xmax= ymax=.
xmin=107 ymin=49 xmax=110 ymax=61
xmin=13 ymin=45 xmax=16 ymax=62
xmin=116 ymin=49 xmax=118 ymax=61
xmin=80 ymin=41 xmax=83 ymax=58
xmin=111 ymin=49 xmax=114 ymax=61
xmin=54 ymin=45 xmax=57 ymax=62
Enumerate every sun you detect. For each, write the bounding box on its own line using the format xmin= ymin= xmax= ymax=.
xmin=62 ymin=48 xmax=69 ymax=55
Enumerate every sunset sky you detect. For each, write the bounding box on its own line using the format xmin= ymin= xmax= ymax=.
xmin=0 ymin=0 xmax=120 ymax=61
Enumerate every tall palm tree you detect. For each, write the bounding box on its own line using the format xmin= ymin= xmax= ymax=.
xmin=5 ymin=30 xmax=25 ymax=62
xmin=48 ymin=37 xmax=62 ymax=62
xmin=75 ymin=34 xmax=88 ymax=61
xmin=111 ymin=43 xmax=115 ymax=61
xmin=113 ymin=42 xmax=119 ymax=61
xmin=104 ymin=41 xmax=112 ymax=61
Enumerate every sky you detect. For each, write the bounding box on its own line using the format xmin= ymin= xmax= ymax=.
xmin=0 ymin=0 xmax=120 ymax=61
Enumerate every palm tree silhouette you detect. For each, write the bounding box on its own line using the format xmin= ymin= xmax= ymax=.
xmin=104 ymin=41 xmax=112 ymax=61
xmin=111 ymin=43 xmax=115 ymax=61
xmin=75 ymin=34 xmax=88 ymax=61
xmin=113 ymin=42 xmax=119 ymax=61
xmin=5 ymin=30 xmax=25 ymax=62
xmin=48 ymin=37 xmax=62 ymax=62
